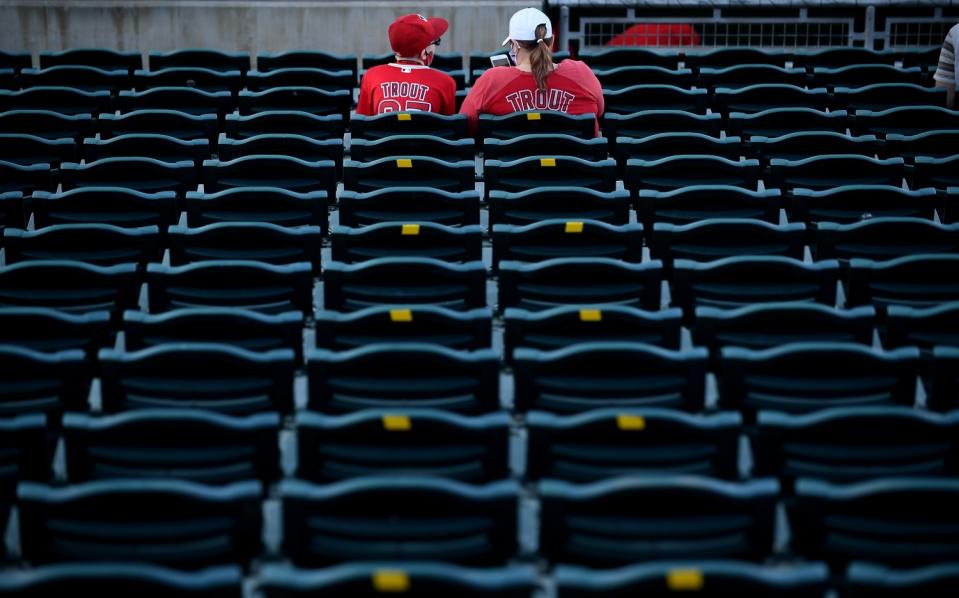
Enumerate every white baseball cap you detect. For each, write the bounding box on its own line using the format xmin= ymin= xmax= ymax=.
xmin=501 ymin=7 xmax=553 ymax=45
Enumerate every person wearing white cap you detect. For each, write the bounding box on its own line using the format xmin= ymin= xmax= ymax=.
xmin=459 ymin=7 xmax=604 ymax=135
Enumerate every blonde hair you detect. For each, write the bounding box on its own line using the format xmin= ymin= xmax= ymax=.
xmin=517 ymin=24 xmax=553 ymax=91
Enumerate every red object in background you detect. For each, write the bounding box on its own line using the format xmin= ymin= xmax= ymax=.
xmin=606 ymin=23 xmax=700 ymax=47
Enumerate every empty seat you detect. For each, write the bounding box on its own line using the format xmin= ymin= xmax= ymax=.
xmin=0 ymin=414 xmax=49 ymax=514
xmin=223 ymin=111 xmax=344 ymax=140
xmin=18 ymin=478 xmax=262 ymax=568
xmin=296 ymin=410 xmax=510 ymax=482
xmin=886 ymin=303 xmax=959 ymax=355
xmin=513 ymin=342 xmax=708 ymax=412
xmin=790 ymin=477 xmax=959 ymax=566
xmin=853 ymin=106 xmax=959 ymax=137
xmin=217 ymin=134 xmax=342 ymax=172
xmin=0 ymin=51 xmax=32 ymax=73
xmin=124 ymin=308 xmax=303 ymax=359
xmin=64 ymin=410 xmax=281 ymax=484
xmin=307 ymin=344 xmax=498 ymax=413
xmin=246 ymin=68 xmax=353 ymax=92
xmin=351 ymin=112 xmax=468 ymax=140
xmin=637 ymin=186 xmax=782 ymax=227
xmin=20 ymin=66 xmax=130 ymax=92
xmin=3 ymin=224 xmax=160 ymax=265
xmin=686 ymin=48 xmax=789 ymax=70
xmin=713 ymin=85 xmax=829 ymax=115
xmin=0 ymin=109 xmax=94 ymax=141
xmin=931 ymin=346 xmax=959 ymax=411
xmin=324 ymin=257 xmax=485 ymax=312
xmin=883 ymin=130 xmax=959 ymax=162
xmin=792 ymin=48 xmax=898 ymax=69
xmin=504 ymin=306 xmax=682 ymax=357
xmin=315 ymin=306 xmax=491 ymax=351
xmin=343 ymin=157 xmax=474 ymax=193
xmin=914 ymin=155 xmax=959 ymax=190
xmin=719 ymin=343 xmax=919 ymax=416
xmin=810 ymin=65 xmax=924 ymax=88
xmin=846 ymin=254 xmax=959 ymax=309
xmin=350 ymin=135 xmax=475 ymax=162
xmin=0 ymin=260 xmax=139 ymax=314
xmin=59 ymin=157 xmax=196 ymax=196
xmin=0 ymin=86 xmax=112 ymax=115
xmin=0 ymin=134 xmax=75 ymax=166
xmin=0 ymin=308 xmax=111 ymax=353
xmin=482 ymin=134 xmax=607 ymax=162
xmin=338 ymin=187 xmax=480 ymax=227
xmin=331 ymin=222 xmax=482 ymax=263
xmin=602 ymin=111 xmax=721 ymax=142
xmin=579 ymin=48 xmax=680 ymax=70
xmin=168 ymin=222 xmax=322 ymax=269
xmin=203 ymin=156 xmax=336 ymax=196
xmin=0 ymin=190 xmax=22 ymax=230
xmin=116 ymin=87 xmax=233 ymax=116
xmin=499 ymin=258 xmax=663 ymax=312
xmin=697 ymin=65 xmax=805 ymax=89
xmin=694 ymin=304 xmax=875 ymax=351
xmin=258 ymin=562 xmax=538 ymax=598
xmin=281 ymin=477 xmax=519 ymax=565
xmin=99 ymin=344 xmax=295 ymax=414
xmin=603 ymin=85 xmax=708 ymax=114
xmin=492 ymin=219 xmax=643 ymax=266
xmin=0 ymin=346 xmax=89 ymax=416
xmin=555 ymin=561 xmax=829 ymax=597
xmin=83 ymin=134 xmax=210 ymax=165
xmin=594 ymin=66 xmax=694 ymax=90
xmin=626 ymin=156 xmax=761 ymax=193
xmin=149 ymin=49 xmax=250 ymax=73
xmin=184 ymin=187 xmax=328 ymax=228
xmin=484 ymin=157 xmax=616 ymax=197
xmin=650 ymin=219 xmax=805 ymax=265
xmin=845 ymin=561 xmax=959 ymax=597
xmin=0 ymin=563 xmax=243 ymax=598
xmin=540 ymin=476 xmax=778 ymax=565
xmin=790 ymin=185 xmax=940 ymax=224
xmin=527 ymin=409 xmax=741 ymax=481
xmin=31 ymin=187 xmax=177 ymax=228
xmin=147 ymin=260 xmax=313 ymax=313
xmin=749 ymin=132 xmax=878 ymax=162
xmin=478 ymin=112 xmax=596 ymax=140
xmin=671 ymin=256 xmax=839 ymax=316
xmin=0 ymin=160 xmax=51 ymax=193
xmin=488 ymin=188 xmax=631 ymax=226
xmin=816 ymin=218 xmax=959 ymax=261
xmin=616 ymin=133 xmax=741 ymax=164
xmin=133 ymin=67 xmax=242 ymax=94
xmin=237 ymin=87 xmax=352 ymax=119
xmin=257 ymin=50 xmax=357 ymax=82
xmin=727 ymin=108 xmax=848 ymax=138
xmin=833 ymin=83 xmax=948 ymax=111
xmin=768 ymin=155 xmax=904 ymax=190
xmin=755 ymin=407 xmax=959 ymax=484
xmin=98 ymin=109 xmax=218 ymax=141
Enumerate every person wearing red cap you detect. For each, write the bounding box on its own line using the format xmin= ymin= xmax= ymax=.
xmin=459 ymin=7 xmax=603 ymax=135
xmin=356 ymin=14 xmax=458 ymax=116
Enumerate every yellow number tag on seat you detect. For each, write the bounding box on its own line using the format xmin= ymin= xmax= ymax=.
xmin=617 ymin=414 xmax=646 ymax=430
xmin=401 ymin=224 xmax=420 ymax=236
xmin=397 ymin=113 xmax=412 ymax=121
xmin=565 ymin=221 xmax=584 ymax=233
xmin=382 ymin=415 xmax=412 ymax=431
xmin=373 ymin=569 xmax=410 ymax=592
xmin=540 ymin=158 xmax=556 ymax=167
xmin=579 ymin=309 xmax=602 ymax=322
xmin=526 ymin=112 xmax=541 ymax=121
xmin=389 ymin=309 xmax=413 ymax=322
xmin=667 ymin=569 xmax=704 ymax=591
xmin=396 ymin=159 xmax=412 ymax=168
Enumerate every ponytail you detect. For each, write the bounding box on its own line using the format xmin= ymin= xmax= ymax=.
xmin=520 ymin=24 xmax=553 ymax=91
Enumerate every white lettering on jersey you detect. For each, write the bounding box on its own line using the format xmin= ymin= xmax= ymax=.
xmin=505 ymin=89 xmax=576 ymax=112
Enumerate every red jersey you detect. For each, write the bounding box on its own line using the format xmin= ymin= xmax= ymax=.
xmin=356 ymin=62 xmax=457 ymax=116
xmin=459 ymin=59 xmax=605 ymax=135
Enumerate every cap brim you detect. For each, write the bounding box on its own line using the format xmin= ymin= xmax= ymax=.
xmin=501 ymin=36 xmax=511 ymax=46
xmin=428 ymin=17 xmax=449 ymax=39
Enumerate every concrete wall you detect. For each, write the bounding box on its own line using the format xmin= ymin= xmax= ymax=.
xmin=2 ymin=1 xmax=531 ymax=61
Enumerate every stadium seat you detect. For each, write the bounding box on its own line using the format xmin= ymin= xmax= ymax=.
xmin=833 ymin=83 xmax=949 ymax=111
xmin=478 ymin=112 xmax=596 ymax=140
xmin=539 ymin=476 xmax=778 ymax=565
xmin=0 ymin=346 xmax=90 ymax=415
xmin=513 ymin=342 xmax=707 ymax=412
xmin=314 ymin=306 xmax=492 ymax=350
xmin=526 ymin=409 xmax=741 ymax=481
xmin=726 ymin=108 xmax=848 ymax=138
xmin=203 ymin=155 xmax=336 ymax=196
xmin=0 ymin=109 xmax=94 ymax=141
xmin=636 ymin=186 xmax=782 ymax=227
xmin=0 ymin=86 xmax=112 ymax=114
xmin=147 ymin=260 xmax=313 ymax=313
xmin=307 ymin=344 xmax=499 ymax=413
xmin=767 ymin=155 xmax=904 ymax=190
xmin=83 ymin=134 xmax=210 ymax=165
xmin=815 ymin=218 xmax=959 ymax=261
xmin=900 ymin=47 xmax=941 ymax=69
xmin=133 ymin=67 xmax=242 ymax=93
xmin=594 ymin=66 xmax=694 ymax=90
xmin=0 ymin=190 xmax=22 ymax=232
xmin=0 ymin=134 xmax=75 ymax=166
xmin=686 ymin=48 xmax=789 ymax=70
xmin=789 ymin=477 xmax=959 ymax=566
xmin=792 ymin=47 xmax=898 ymax=69
xmin=0 ymin=413 xmax=49 ymax=501
xmin=603 ymin=84 xmax=708 ymax=114
xmin=59 ymin=157 xmax=196 ymax=195
xmin=712 ymin=84 xmax=829 ymax=115
xmin=883 ymin=130 xmax=959 ymax=162
xmin=257 ymin=50 xmax=358 ymax=83
xmin=810 ymin=64 xmax=924 ymax=88
xmin=351 ymin=112 xmax=468 ymax=140
xmin=555 ymin=561 xmax=828 ymax=597
xmin=790 ymin=185 xmax=940 ymax=224
xmin=18 ymin=478 xmax=262 ymax=567
xmin=853 ymin=106 xmax=959 ymax=137
xmin=748 ymin=132 xmax=878 ymax=162
xmin=63 ymin=409 xmax=281 ymax=484
xmin=337 ymin=187 xmax=480 ymax=227
xmin=482 ymin=134 xmax=607 ymax=162
xmin=914 ymin=155 xmax=959 ymax=190
xmin=3 ymin=224 xmax=161 ymax=265
xmin=99 ymin=343 xmax=295 ymax=413
xmin=0 ymin=69 xmax=15 ymax=91
xmin=349 ymin=135 xmax=475 ymax=162
xmin=223 ymin=111 xmax=344 ymax=139
xmin=602 ymin=111 xmax=722 ymax=142
xmin=719 ymin=343 xmax=920 ymax=415
xmin=246 ymin=68 xmax=353 ymax=92
xmin=930 ymin=346 xmax=959 ymax=411
xmin=258 ymin=562 xmax=538 ymax=598
xmin=754 ymin=407 xmax=959 ymax=484
xmin=149 ymin=49 xmax=250 ymax=73
xmin=102 ymin=107 xmax=218 ymax=142
xmin=184 ymin=187 xmax=328 ymax=228
xmin=846 ymin=254 xmax=959 ymax=309
xmin=124 ymin=308 xmax=303 ymax=358
xmin=650 ymin=219 xmax=805 ymax=266
xmin=0 ymin=308 xmax=111 ymax=353
xmin=168 ymin=222 xmax=323 ymax=269
xmin=280 ymin=477 xmax=519 ymax=565
xmin=625 ymin=156 xmax=760 ymax=192
xmin=498 ymin=258 xmax=663 ymax=312
xmin=0 ymin=563 xmax=243 ymax=598
xmin=237 ymin=87 xmax=352 ymax=119
xmin=885 ymin=303 xmax=959 ymax=355
xmin=504 ymin=306 xmax=682 ymax=357
xmin=697 ymin=65 xmax=805 ymax=89
xmin=845 ymin=561 xmax=959 ymax=597
xmin=578 ymin=48 xmax=681 ymax=70
xmin=0 ymin=51 xmax=32 ymax=73
xmin=488 ymin=188 xmax=631 ymax=226
xmin=492 ymin=219 xmax=643 ymax=267
xmin=331 ymin=222 xmax=482 ymax=263
xmin=323 ymin=258 xmax=485 ymax=311
xmin=20 ymin=66 xmax=130 ymax=92
xmin=0 ymin=260 xmax=139 ymax=314
xmin=0 ymin=160 xmax=51 ymax=193
xmin=694 ymin=304 xmax=875 ymax=351
xmin=485 ymin=157 xmax=616 ymax=197
xmin=116 ymin=87 xmax=233 ymax=116
xmin=217 ymin=134 xmax=342 ymax=172
xmin=31 ymin=187 xmax=177 ymax=228
xmin=295 ymin=409 xmax=510 ymax=482
xmin=342 ymin=157 xmax=475 ymax=193
xmin=616 ymin=133 xmax=741 ymax=165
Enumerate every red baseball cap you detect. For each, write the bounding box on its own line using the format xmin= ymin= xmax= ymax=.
xmin=388 ymin=13 xmax=449 ymax=58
